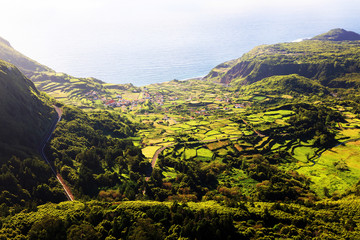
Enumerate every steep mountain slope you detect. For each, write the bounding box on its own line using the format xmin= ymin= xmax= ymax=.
xmin=0 ymin=36 xmax=137 ymax=106
xmin=205 ymin=29 xmax=360 ymax=86
xmin=0 ymin=60 xmax=55 ymax=159
xmin=0 ymin=37 xmax=52 ymax=75
xmin=0 ymin=60 xmax=67 ymax=207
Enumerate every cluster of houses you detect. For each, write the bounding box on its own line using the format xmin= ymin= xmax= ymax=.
xmin=85 ymin=89 xmax=169 ymax=110
xmin=235 ymin=102 xmax=251 ymax=108
xmin=215 ymin=97 xmax=231 ymax=102
xmin=85 ymin=89 xmax=249 ymax=113
xmin=85 ymin=90 xmax=144 ymax=109
xmin=194 ymin=109 xmax=208 ymax=115
xmin=153 ymin=93 xmax=164 ymax=106
xmin=85 ymin=90 xmax=100 ymax=100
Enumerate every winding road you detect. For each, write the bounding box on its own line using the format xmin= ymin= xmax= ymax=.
xmin=40 ymin=106 xmax=74 ymax=201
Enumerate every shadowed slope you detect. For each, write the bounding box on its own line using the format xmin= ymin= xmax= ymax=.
xmin=0 ymin=60 xmax=55 ymax=159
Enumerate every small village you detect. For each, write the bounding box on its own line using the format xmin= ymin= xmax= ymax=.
xmin=84 ymin=88 xmax=249 ymax=115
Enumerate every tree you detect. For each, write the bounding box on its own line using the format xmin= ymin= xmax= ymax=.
xmin=128 ymin=218 xmax=165 ymax=240
xmin=28 ymin=215 xmax=65 ymax=240
xmin=67 ymin=222 xmax=101 ymax=240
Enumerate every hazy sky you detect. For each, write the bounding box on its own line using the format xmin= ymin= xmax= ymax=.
xmin=0 ymin=0 xmax=359 ymax=80
xmin=1 ymin=0 xmax=357 ymax=41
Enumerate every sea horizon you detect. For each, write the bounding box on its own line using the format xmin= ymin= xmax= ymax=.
xmin=3 ymin=1 xmax=360 ymax=86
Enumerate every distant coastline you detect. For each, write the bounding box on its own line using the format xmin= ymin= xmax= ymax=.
xmin=18 ymin=16 xmax=360 ymax=87
xmin=291 ymin=37 xmax=310 ymax=42
xmin=178 ymin=76 xmax=205 ymax=82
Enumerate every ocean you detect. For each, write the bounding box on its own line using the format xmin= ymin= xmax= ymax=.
xmin=9 ymin=2 xmax=360 ymax=86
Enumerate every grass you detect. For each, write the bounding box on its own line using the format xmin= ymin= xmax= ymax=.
xmin=196 ymin=148 xmax=213 ymax=161
xmin=264 ymin=110 xmax=294 ymax=116
xmin=205 ymin=130 xmax=222 ymax=136
xmin=122 ymin=92 xmax=141 ymax=100
xmin=207 ymin=140 xmax=230 ymax=150
xmin=288 ymin=138 xmax=360 ymax=197
xmin=243 ymin=130 xmax=254 ymax=136
xmin=203 ymin=135 xmax=219 ymax=141
xmin=147 ymin=138 xmax=164 ymax=145
xmin=217 ymin=148 xmax=229 ymax=156
xmin=227 ymin=130 xmax=243 ymax=135
xmin=292 ymin=146 xmax=316 ymax=162
xmin=142 ymin=146 xmax=161 ymax=159
xmin=252 ymin=96 xmax=267 ymax=101
xmin=186 ymin=121 xmax=202 ymax=126
xmin=184 ymin=149 xmax=197 ymax=159
xmin=340 ymin=128 xmax=360 ymax=138
xmin=162 ymin=167 xmax=178 ymax=180
xmin=38 ymin=56 xmax=358 ymax=201
xmin=218 ymin=168 xmax=259 ymax=195
xmin=275 ymin=119 xmax=290 ymax=126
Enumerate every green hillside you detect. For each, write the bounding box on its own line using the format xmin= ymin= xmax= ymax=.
xmin=205 ymin=30 xmax=360 ymax=85
xmin=0 ymin=36 xmax=139 ymax=107
xmin=0 ymin=37 xmax=52 ymax=75
xmin=240 ymin=74 xmax=328 ymax=96
xmin=0 ymin=60 xmax=67 ymax=208
xmin=0 ymin=60 xmax=55 ymax=158
xmin=30 ymin=71 xmax=110 ymax=106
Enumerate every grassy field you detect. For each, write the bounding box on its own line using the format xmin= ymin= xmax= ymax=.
xmin=207 ymin=140 xmax=230 ymax=150
xmin=142 ymin=146 xmax=161 ymax=159
xmin=184 ymin=149 xmax=197 ymax=159
xmin=292 ymin=145 xmax=316 ymax=162
xmin=196 ymin=148 xmax=213 ymax=161
xmin=296 ymin=142 xmax=360 ymax=197
xmin=162 ymin=167 xmax=178 ymax=180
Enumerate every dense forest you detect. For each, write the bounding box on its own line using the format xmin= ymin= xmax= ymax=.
xmin=46 ymin=106 xmax=151 ymax=199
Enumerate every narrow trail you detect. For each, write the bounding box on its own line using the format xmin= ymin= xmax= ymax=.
xmin=40 ymin=106 xmax=74 ymax=201
xmin=242 ymin=119 xmax=266 ymax=137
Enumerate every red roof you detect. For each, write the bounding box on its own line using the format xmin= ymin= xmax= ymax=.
xmin=106 ymin=100 xmax=116 ymax=105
